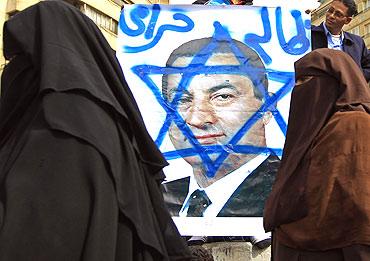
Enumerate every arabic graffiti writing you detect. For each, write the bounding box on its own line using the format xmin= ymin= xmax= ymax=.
xmin=120 ymin=5 xmax=310 ymax=57
xmin=244 ymin=7 xmax=310 ymax=65
xmin=119 ymin=5 xmax=309 ymax=177
xmin=120 ymin=4 xmax=195 ymax=53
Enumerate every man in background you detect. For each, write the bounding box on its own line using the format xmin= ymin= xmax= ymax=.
xmin=312 ymin=0 xmax=370 ymax=82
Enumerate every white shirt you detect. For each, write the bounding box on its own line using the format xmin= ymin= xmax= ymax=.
xmin=179 ymin=153 xmax=269 ymax=217
xmin=323 ymin=22 xmax=344 ymax=51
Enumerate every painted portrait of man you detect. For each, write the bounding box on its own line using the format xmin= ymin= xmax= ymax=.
xmin=117 ymin=4 xmax=310 ymax=235
xmin=161 ymin=37 xmax=280 ymax=218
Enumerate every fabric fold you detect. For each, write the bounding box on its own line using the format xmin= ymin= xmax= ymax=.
xmin=0 ymin=1 xmax=190 ymax=260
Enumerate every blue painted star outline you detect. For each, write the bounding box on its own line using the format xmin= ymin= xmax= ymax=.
xmin=131 ymin=21 xmax=294 ymax=178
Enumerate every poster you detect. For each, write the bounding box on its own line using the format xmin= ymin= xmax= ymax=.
xmin=117 ymin=4 xmax=311 ymax=235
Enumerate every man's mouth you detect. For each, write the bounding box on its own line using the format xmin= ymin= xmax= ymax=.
xmin=194 ymin=134 xmax=224 ymax=144
xmin=326 ymin=19 xmax=334 ymax=25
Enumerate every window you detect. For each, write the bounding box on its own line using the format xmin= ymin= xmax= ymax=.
xmin=365 ymin=23 xmax=370 ymax=35
xmin=349 ymin=27 xmax=360 ymax=35
xmin=83 ymin=4 xmax=118 ymax=34
xmin=111 ymin=0 xmax=126 ymax=5
xmin=366 ymin=0 xmax=370 ymax=10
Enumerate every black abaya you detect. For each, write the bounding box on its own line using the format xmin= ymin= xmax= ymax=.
xmin=0 ymin=1 xmax=191 ymax=260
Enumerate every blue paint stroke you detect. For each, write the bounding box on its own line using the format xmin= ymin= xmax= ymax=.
xmin=132 ymin=65 xmax=219 ymax=175
xmin=163 ymin=146 xmax=283 ymax=160
xmin=244 ymin=7 xmax=272 ymax=65
xmin=144 ymin=4 xmax=160 ymax=39
xmin=119 ymin=5 xmax=150 ymax=36
xmin=304 ymin=18 xmax=311 ymax=30
xmin=212 ymin=70 xmax=293 ymax=169
xmin=120 ymin=5 xmax=194 ymax=53
xmin=276 ymin=8 xmax=310 ymax=55
xmin=131 ymin=21 xmax=296 ymax=178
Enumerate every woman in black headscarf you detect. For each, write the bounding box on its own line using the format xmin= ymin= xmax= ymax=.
xmin=0 ymin=1 xmax=191 ymax=260
xmin=264 ymin=48 xmax=370 ymax=260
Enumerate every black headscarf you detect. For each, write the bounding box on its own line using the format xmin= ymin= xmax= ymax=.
xmin=2 ymin=0 xmax=166 ymax=171
xmin=1 ymin=1 xmax=190 ymax=260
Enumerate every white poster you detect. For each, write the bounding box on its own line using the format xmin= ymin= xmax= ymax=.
xmin=117 ymin=4 xmax=311 ymax=235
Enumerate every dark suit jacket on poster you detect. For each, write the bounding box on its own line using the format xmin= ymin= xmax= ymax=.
xmin=162 ymin=155 xmax=280 ymax=217
xmin=311 ymin=23 xmax=370 ymax=82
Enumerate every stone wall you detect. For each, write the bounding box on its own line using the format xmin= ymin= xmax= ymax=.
xmin=202 ymin=242 xmax=271 ymax=261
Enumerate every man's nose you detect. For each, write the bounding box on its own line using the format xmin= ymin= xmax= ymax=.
xmin=185 ymin=101 xmax=217 ymax=128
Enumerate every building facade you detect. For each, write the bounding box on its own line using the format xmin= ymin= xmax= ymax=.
xmin=0 ymin=0 xmax=169 ymax=87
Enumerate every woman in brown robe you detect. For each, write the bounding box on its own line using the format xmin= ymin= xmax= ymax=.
xmin=264 ymin=48 xmax=370 ymax=260
xmin=0 ymin=1 xmax=191 ymax=260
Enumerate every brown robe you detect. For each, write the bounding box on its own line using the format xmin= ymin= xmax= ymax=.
xmin=264 ymin=48 xmax=370 ymax=251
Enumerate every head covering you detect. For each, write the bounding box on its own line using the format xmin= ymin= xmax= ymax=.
xmin=264 ymin=48 xmax=370 ymax=231
xmin=2 ymin=0 xmax=166 ymax=171
xmin=1 ymin=1 xmax=190 ymax=260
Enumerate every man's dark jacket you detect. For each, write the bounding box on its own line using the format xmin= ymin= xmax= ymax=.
xmin=312 ymin=23 xmax=370 ymax=82
xmin=162 ymin=155 xmax=280 ymax=217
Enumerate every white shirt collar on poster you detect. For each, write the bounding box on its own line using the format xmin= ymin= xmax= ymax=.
xmin=179 ymin=153 xmax=269 ymax=217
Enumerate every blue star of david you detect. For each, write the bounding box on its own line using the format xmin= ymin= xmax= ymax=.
xmin=131 ymin=22 xmax=294 ymax=178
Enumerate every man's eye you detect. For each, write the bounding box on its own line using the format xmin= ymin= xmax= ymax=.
xmin=219 ymin=94 xmax=231 ymax=99
xmin=178 ymin=96 xmax=192 ymax=104
xmin=213 ymin=94 xmax=233 ymax=101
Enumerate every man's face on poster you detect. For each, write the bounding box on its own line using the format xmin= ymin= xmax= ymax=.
xmin=166 ymin=53 xmax=267 ymax=173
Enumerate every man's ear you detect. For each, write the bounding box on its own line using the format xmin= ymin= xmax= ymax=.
xmin=262 ymin=92 xmax=275 ymax=126
xmin=344 ymin=16 xmax=352 ymax=25
xmin=262 ymin=111 xmax=272 ymax=126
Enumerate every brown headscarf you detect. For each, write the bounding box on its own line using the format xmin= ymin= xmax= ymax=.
xmin=264 ymin=48 xmax=370 ymax=232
